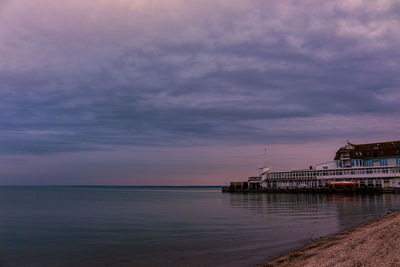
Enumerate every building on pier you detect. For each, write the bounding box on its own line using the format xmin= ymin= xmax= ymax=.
xmin=262 ymin=140 xmax=400 ymax=189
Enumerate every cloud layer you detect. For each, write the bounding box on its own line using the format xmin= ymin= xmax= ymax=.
xmin=1 ymin=0 xmax=400 ymax=157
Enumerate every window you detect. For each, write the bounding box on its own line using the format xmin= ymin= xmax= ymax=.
xmin=381 ymin=151 xmax=384 ymax=155
xmin=356 ymin=160 xmax=359 ymax=166
xmin=367 ymin=151 xmax=370 ymax=156
xmin=396 ymin=158 xmax=400 ymax=165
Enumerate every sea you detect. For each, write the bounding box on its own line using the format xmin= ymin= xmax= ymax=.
xmin=0 ymin=186 xmax=399 ymax=267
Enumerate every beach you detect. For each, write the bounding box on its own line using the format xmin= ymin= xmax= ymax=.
xmin=260 ymin=210 xmax=400 ymax=267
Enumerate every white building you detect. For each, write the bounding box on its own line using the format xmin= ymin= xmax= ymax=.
xmin=262 ymin=141 xmax=400 ymax=189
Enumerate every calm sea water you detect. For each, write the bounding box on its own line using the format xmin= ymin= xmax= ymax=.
xmin=0 ymin=186 xmax=399 ymax=267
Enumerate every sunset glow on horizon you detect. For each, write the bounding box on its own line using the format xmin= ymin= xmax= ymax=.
xmin=1 ymin=0 xmax=400 ymax=185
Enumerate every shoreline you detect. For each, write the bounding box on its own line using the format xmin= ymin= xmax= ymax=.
xmin=258 ymin=209 xmax=400 ymax=267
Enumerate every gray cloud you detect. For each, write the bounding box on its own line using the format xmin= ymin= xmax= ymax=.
xmin=1 ymin=0 xmax=400 ymax=155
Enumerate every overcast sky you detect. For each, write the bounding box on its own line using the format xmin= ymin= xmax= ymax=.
xmin=1 ymin=0 xmax=400 ymax=185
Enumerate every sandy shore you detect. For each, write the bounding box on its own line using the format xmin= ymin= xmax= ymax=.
xmin=259 ymin=210 xmax=400 ymax=267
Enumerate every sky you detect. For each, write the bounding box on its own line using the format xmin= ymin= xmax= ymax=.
xmin=1 ymin=0 xmax=400 ymax=185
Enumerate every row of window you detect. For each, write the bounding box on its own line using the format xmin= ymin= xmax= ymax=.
xmin=317 ymin=169 xmax=391 ymax=176
xmin=349 ymin=148 xmax=400 ymax=159
xmin=340 ymin=158 xmax=400 ymax=167
xmin=352 ymin=160 xmax=365 ymax=166
xmin=266 ymin=167 xmax=400 ymax=180
xmin=380 ymin=159 xmax=388 ymax=166
xmin=267 ymin=173 xmax=315 ymax=179
xmin=365 ymin=159 xmax=374 ymax=166
xmin=365 ymin=150 xmax=400 ymax=156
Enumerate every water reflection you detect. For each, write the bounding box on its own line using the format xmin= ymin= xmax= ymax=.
xmin=227 ymin=193 xmax=400 ymax=232
xmin=330 ymin=194 xmax=399 ymax=228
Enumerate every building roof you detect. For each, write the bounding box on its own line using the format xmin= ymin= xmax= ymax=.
xmin=334 ymin=141 xmax=400 ymax=160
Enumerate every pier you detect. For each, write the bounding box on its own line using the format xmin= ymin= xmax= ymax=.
xmin=222 ymin=186 xmax=400 ymax=194
xmin=224 ymin=141 xmax=400 ymax=194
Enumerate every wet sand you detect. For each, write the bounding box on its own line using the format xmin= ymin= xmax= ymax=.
xmin=259 ymin=210 xmax=400 ymax=267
